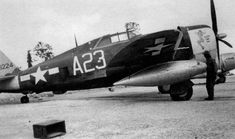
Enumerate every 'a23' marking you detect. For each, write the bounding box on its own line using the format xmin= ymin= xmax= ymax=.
xmin=73 ymin=50 xmax=106 ymax=76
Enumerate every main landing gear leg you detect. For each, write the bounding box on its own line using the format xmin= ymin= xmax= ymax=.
xmin=20 ymin=95 xmax=29 ymax=103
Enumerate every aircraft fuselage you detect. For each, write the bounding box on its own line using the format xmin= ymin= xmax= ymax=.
xmin=1 ymin=25 xmax=217 ymax=93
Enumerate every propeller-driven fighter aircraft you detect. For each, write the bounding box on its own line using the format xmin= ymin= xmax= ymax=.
xmin=0 ymin=0 xmax=233 ymax=103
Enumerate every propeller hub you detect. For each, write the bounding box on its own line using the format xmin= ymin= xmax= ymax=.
xmin=217 ymin=33 xmax=227 ymax=39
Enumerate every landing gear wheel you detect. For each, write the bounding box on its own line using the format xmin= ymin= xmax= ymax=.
xmin=108 ymin=87 xmax=114 ymax=92
xmin=220 ymin=76 xmax=226 ymax=83
xmin=20 ymin=95 xmax=29 ymax=103
xmin=216 ymin=75 xmax=226 ymax=84
xmin=158 ymin=85 xmax=170 ymax=94
xmin=170 ymin=80 xmax=193 ymax=101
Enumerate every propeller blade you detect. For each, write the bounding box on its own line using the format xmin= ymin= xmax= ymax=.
xmin=216 ymin=39 xmax=221 ymax=69
xmin=210 ymin=0 xmax=221 ymax=69
xmin=211 ymin=0 xmax=218 ymax=35
xmin=218 ymin=38 xmax=233 ymax=48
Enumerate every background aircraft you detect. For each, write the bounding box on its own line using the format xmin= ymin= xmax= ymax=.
xmin=194 ymin=53 xmax=235 ymax=83
xmin=0 ymin=0 xmax=233 ymax=103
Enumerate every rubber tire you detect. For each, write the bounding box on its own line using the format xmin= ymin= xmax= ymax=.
xmin=170 ymin=83 xmax=193 ymax=101
xmin=108 ymin=87 xmax=114 ymax=92
xmin=216 ymin=76 xmax=226 ymax=84
xmin=158 ymin=85 xmax=170 ymax=94
xmin=20 ymin=96 xmax=29 ymax=103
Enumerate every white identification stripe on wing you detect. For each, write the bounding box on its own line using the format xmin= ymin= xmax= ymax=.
xmin=48 ymin=67 xmax=59 ymax=75
xmin=20 ymin=75 xmax=30 ymax=82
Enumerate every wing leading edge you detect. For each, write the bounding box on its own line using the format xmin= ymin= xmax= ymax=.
xmin=114 ymin=60 xmax=206 ymax=86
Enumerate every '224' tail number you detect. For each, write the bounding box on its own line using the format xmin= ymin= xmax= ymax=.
xmin=0 ymin=63 xmax=14 ymax=70
xmin=73 ymin=50 xmax=107 ymax=76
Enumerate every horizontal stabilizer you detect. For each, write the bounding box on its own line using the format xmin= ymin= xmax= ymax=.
xmin=0 ymin=50 xmax=18 ymax=77
xmin=114 ymin=60 xmax=206 ymax=86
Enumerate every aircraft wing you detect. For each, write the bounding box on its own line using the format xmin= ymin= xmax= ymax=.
xmin=114 ymin=60 xmax=206 ymax=86
xmin=0 ymin=75 xmax=15 ymax=81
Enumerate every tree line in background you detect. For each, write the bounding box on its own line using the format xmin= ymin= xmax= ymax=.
xmin=26 ymin=22 xmax=141 ymax=68
xmin=27 ymin=41 xmax=54 ymax=68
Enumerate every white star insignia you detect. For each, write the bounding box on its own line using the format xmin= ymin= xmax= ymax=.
xmin=31 ymin=67 xmax=47 ymax=84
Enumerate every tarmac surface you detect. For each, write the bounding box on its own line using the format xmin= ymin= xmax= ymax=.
xmin=0 ymin=76 xmax=235 ymax=139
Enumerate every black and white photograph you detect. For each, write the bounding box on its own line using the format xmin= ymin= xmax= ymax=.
xmin=0 ymin=0 xmax=235 ymax=138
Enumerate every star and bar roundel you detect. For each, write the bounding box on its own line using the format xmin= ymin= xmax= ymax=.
xmin=144 ymin=38 xmax=174 ymax=56
xmin=20 ymin=66 xmax=59 ymax=85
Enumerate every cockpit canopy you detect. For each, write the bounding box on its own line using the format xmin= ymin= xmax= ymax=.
xmin=93 ymin=31 xmax=139 ymax=49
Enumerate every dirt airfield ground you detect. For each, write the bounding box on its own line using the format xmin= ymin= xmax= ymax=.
xmin=0 ymin=76 xmax=235 ymax=139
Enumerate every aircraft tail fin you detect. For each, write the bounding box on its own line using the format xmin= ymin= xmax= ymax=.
xmin=0 ymin=50 xmax=20 ymax=77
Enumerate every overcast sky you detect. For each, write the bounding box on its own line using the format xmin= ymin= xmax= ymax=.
xmin=0 ymin=0 xmax=235 ymax=69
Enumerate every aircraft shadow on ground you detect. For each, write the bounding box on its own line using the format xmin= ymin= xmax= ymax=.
xmin=88 ymin=92 xmax=172 ymax=102
xmin=0 ymin=98 xmax=43 ymax=105
xmin=1 ymin=89 xmax=234 ymax=105
xmin=90 ymin=94 xmax=234 ymax=102
xmin=208 ymin=96 xmax=235 ymax=101
xmin=0 ymin=100 xmax=21 ymax=105
xmin=193 ymin=95 xmax=235 ymax=102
